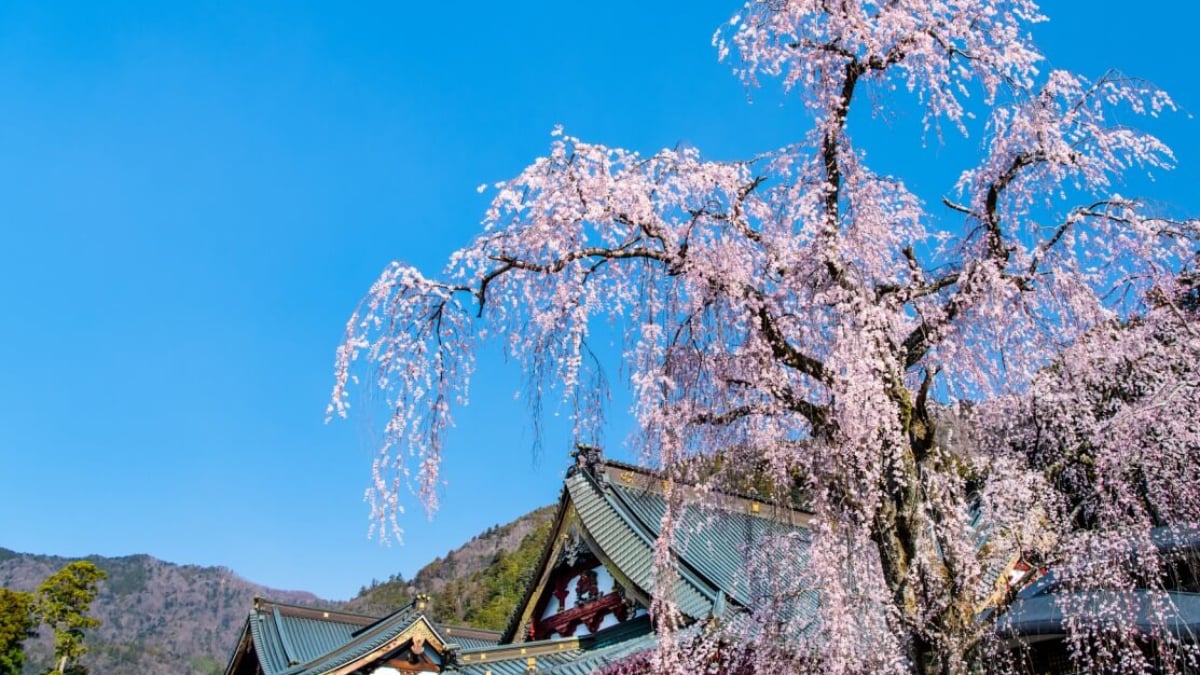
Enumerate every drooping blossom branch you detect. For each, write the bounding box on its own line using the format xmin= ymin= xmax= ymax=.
xmin=334 ymin=1 xmax=1198 ymax=672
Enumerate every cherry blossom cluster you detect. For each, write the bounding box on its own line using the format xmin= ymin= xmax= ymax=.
xmin=334 ymin=0 xmax=1197 ymax=671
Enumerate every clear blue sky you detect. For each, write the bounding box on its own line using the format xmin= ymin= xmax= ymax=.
xmin=0 ymin=1 xmax=1196 ymax=601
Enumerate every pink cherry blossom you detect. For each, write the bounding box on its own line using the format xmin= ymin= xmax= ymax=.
xmin=333 ymin=1 xmax=1198 ymax=672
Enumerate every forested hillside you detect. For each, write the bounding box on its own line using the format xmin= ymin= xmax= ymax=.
xmin=0 ymin=504 xmax=555 ymax=674
xmin=0 ymin=548 xmax=324 ymax=675
xmin=345 ymin=505 xmax=557 ymax=629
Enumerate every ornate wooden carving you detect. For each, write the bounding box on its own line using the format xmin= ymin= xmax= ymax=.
xmin=574 ymin=568 xmax=600 ymax=606
xmin=525 ymin=531 xmax=647 ymax=641
xmin=537 ymin=591 xmax=629 ymax=639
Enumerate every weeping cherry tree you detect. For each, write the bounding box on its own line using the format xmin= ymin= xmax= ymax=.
xmin=331 ymin=1 xmax=1199 ymax=672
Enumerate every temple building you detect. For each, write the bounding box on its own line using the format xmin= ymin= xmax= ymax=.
xmin=223 ymin=448 xmax=810 ymax=674
xmin=224 ymin=447 xmax=1200 ymax=674
xmin=223 ymin=597 xmax=500 ymax=675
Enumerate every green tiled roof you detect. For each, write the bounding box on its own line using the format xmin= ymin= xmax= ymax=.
xmin=456 ymin=619 xmax=655 ymax=675
xmin=440 ymin=624 xmax=504 ymax=651
xmin=286 ymin=611 xmax=442 ymax=675
xmin=238 ymin=600 xmax=379 ymax=675
xmin=566 ymin=470 xmax=718 ymax=620
xmin=457 ymin=643 xmax=589 ymax=675
xmin=580 ymin=460 xmax=814 ymax=618
xmin=502 ymin=458 xmax=818 ymax=646
xmin=229 ymin=598 xmax=501 ymax=675
xmin=605 ymin=472 xmax=814 ymax=614
xmin=229 ymin=456 xmax=818 ymax=675
xmin=543 ymin=633 xmax=655 ymax=675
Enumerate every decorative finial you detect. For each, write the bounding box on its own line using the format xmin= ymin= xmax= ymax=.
xmin=414 ymin=593 xmax=430 ymax=613
xmin=442 ymin=643 xmax=462 ymax=670
xmin=568 ymin=444 xmax=603 ymax=477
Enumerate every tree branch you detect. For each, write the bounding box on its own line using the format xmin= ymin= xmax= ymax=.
xmin=753 ymin=301 xmax=831 ymax=385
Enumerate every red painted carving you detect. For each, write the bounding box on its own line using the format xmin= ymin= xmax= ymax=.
xmin=552 ymin=573 xmax=570 ymax=613
xmin=575 ymin=569 xmax=600 ymax=606
xmin=530 ymin=549 xmax=641 ymax=640
xmin=530 ymin=555 xmax=601 ymax=639
xmin=538 ymin=592 xmax=626 ymax=639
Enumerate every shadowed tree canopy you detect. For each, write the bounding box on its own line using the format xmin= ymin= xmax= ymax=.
xmin=332 ymin=0 xmax=1199 ymax=672
xmin=0 ymin=588 xmax=36 ymax=675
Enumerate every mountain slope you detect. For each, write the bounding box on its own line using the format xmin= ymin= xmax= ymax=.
xmin=344 ymin=504 xmax=557 ymax=628
xmin=0 ymin=503 xmax=556 ymax=674
xmin=0 ymin=549 xmax=325 ymax=675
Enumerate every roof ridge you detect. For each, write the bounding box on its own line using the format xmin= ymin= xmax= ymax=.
xmin=500 ymin=486 xmax=572 ymax=643
xmin=589 ymin=469 xmax=727 ymax=608
xmin=458 ymin=634 xmax=583 ymax=662
xmin=271 ymin=606 xmax=301 ymax=667
xmin=252 ymin=597 xmax=380 ymax=623
xmin=436 ymin=622 xmax=502 ymax=638
xmin=348 ymin=598 xmax=418 ymax=638
xmin=291 ymin=613 xmax=447 ymax=674
xmin=597 ymin=461 xmax=812 ymax=525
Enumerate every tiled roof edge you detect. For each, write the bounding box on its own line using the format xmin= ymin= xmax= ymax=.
xmin=288 ymin=613 xmax=446 ymax=675
xmin=585 ymin=469 xmax=724 ymax=609
xmin=348 ymin=599 xmax=417 ymax=638
xmin=272 ymin=605 xmax=301 ymax=667
xmin=500 ymin=486 xmax=572 ymax=643
xmin=458 ymin=634 xmax=583 ymax=663
xmin=252 ymin=597 xmax=380 ymax=625
xmin=222 ymin=617 xmax=253 ymax=675
xmin=596 ymin=461 xmax=812 ymax=526
xmin=437 ymin=623 xmax=503 ymax=641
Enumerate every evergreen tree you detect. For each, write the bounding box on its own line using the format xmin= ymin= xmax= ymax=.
xmin=0 ymin=588 xmax=36 ymax=675
xmin=36 ymin=561 xmax=106 ymax=675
